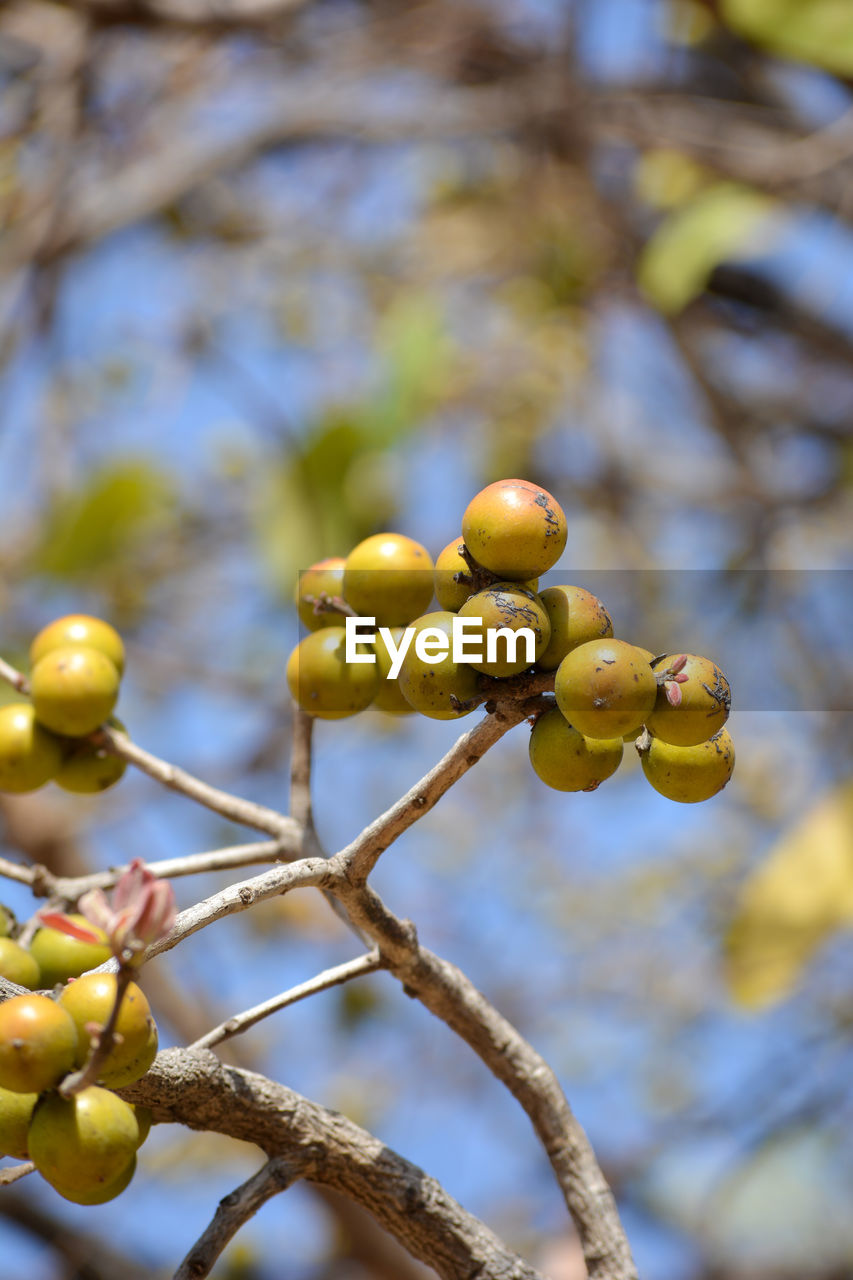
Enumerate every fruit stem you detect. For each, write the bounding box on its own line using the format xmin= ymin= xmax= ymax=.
xmin=59 ymin=964 xmax=135 ymax=1097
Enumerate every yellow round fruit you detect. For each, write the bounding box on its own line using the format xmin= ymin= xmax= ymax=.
xmin=29 ymin=915 xmax=111 ymax=988
xmin=28 ymin=1086 xmax=140 ymax=1195
xmin=0 ymin=1085 xmax=38 ymax=1158
xmin=457 ymin=583 xmax=550 ymax=677
xmin=639 ymin=728 xmax=735 ymax=803
xmin=30 ymin=646 xmax=120 ymax=737
xmin=286 ymin=627 xmax=379 ymax=719
xmin=54 ymin=717 xmax=128 ymax=794
xmin=461 ymin=479 xmax=567 ymax=580
xmin=0 ymin=938 xmax=41 ymax=989
xmin=343 ymin=533 xmax=434 ymax=627
xmin=58 ymin=973 xmax=157 ymax=1086
xmin=529 ymin=706 xmax=623 ymax=792
xmin=433 ymin=538 xmax=475 ymax=612
xmin=132 ymin=1104 xmax=153 ymax=1147
xmin=0 ymin=703 xmax=64 ymax=793
xmin=397 ymin=612 xmax=480 ymax=720
xmin=30 ymin=615 xmax=125 ymax=677
xmin=537 ymin=585 xmax=614 ymax=671
xmin=47 ymin=1153 xmax=137 ymax=1205
xmin=0 ymin=994 xmax=78 ymax=1093
xmin=646 ymin=653 xmax=731 ymax=747
xmin=295 ymin=557 xmax=347 ymax=631
xmin=371 ymin=628 xmax=416 ymax=716
xmin=555 ymin=639 xmax=658 ymax=739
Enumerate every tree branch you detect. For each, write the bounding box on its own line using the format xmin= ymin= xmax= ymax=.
xmin=173 ymin=1156 xmax=301 ymax=1280
xmin=188 ymin=950 xmax=383 ymax=1051
xmin=123 ymin=1049 xmax=547 ymax=1280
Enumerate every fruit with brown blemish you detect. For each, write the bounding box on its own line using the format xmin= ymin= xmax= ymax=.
xmin=529 ymin=706 xmax=623 ymax=792
xmin=30 ymin=615 xmax=125 ymax=678
xmin=457 ymin=583 xmax=551 ymax=677
xmin=555 ymin=638 xmax=658 ymax=739
xmin=0 ymin=703 xmax=64 ymax=793
xmin=461 ymin=479 xmax=568 ymax=580
xmin=30 ymin=646 xmax=120 ymax=737
xmin=397 ymin=612 xmax=480 ymax=720
xmin=537 ymin=585 xmax=614 ymax=671
xmin=295 ymin=557 xmax=347 ymax=631
xmin=0 ymin=994 xmax=78 ymax=1093
xmin=343 ymin=533 xmax=434 ymax=627
xmin=646 ymin=653 xmax=731 ymax=746
xmin=286 ymin=627 xmax=379 ymax=719
xmin=638 ymin=727 xmax=735 ymax=803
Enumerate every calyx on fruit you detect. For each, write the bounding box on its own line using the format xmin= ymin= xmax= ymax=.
xmin=646 ymin=653 xmax=731 ymax=746
xmin=295 ymin=558 xmax=347 ymax=631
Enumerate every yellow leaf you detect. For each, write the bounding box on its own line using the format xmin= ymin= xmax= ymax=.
xmin=725 ymin=780 xmax=853 ymax=1008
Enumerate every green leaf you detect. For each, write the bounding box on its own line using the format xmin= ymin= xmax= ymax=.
xmin=33 ymin=461 xmax=176 ymax=579
xmin=638 ymin=182 xmax=780 ymax=315
xmin=721 ymin=0 xmax=853 ymax=75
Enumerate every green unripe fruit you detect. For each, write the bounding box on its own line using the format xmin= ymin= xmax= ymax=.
xmin=30 ymin=615 xmax=125 ymax=678
xmin=58 ymin=973 xmax=157 ymax=1086
xmin=29 ymin=915 xmax=111 ymax=988
xmin=0 ymin=938 xmax=41 ymax=989
xmin=537 ymin=586 xmax=614 ymax=671
xmin=646 ymin=653 xmax=731 ymax=747
xmin=0 ymin=1086 xmax=38 ymax=1158
xmin=28 ymin=1086 xmax=140 ymax=1195
xmin=343 ymin=533 xmax=434 ymax=627
xmin=0 ymin=994 xmax=78 ymax=1093
xmin=371 ymin=628 xmax=416 ymax=716
xmin=398 ymin=612 xmax=480 ymax=720
xmin=295 ymin=558 xmax=347 ymax=631
xmin=639 ymin=728 xmax=735 ymax=803
xmin=54 ymin=717 xmax=128 ymax=794
xmin=555 ymin=639 xmax=658 ymax=739
xmin=462 ymin=478 xmax=567 ymax=580
xmin=286 ymin=627 xmax=379 ymax=719
xmin=529 ymin=706 xmax=623 ymax=792
xmin=457 ymin=583 xmax=550 ymax=677
xmin=47 ymin=1152 xmax=137 ymax=1205
xmin=30 ymin=646 xmax=120 ymax=737
xmin=0 ymin=703 xmax=64 ymax=793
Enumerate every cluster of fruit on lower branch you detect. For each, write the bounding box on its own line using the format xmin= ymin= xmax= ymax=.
xmin=0 ymin=615 xmax=128 ymax=795
xmin=0 ymin=918 xmax=157 ymax=1203
xmin=288 ymin=478 xmax=735 ymax=804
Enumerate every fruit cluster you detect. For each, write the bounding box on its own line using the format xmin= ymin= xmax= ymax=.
xmin=0 ymin=615 xmax=127 ymax=796
xmin=0 ymin=915 xmax=157 ymax=1204
xmin=288 ymin=478 xmax=734 ymax=804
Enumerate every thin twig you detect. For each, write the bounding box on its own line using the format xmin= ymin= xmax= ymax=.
xmin=95 ymin=724 xmax=298 ymax=839
xmin=0 ymin=1162 xmax=34 ymax=1186
xmin=0 ymin=856 xmax=36 ymax=888
xmin=0 ymin=658 xmax=29 ymax=696
xmin=288 ymin=708 xmax=315 ymax=831
xmin=45 ymin=840 xmax=292 ymax=901
xmin=140 ymin=857 xmax=335 ymax=962
xmin=338 ymin=698 xmax=547 ymax=883
xmin=189 ymin=950 xmax=383 ymax=1051
xmin=172 ymin=1156 xmax=300 ymax=1280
